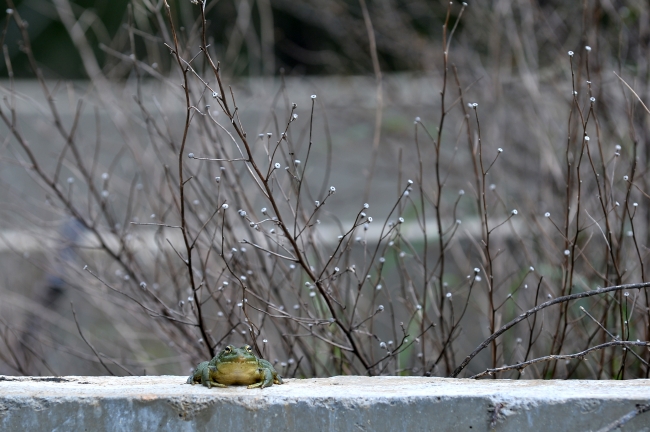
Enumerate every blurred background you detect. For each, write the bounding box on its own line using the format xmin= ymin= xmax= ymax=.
xmin=4 ymin=0 xmax=644 ymax=79
xmin=1 ymin=0 xmax=649 ymax=379
xmin=5 ymin=0 xmax=453 ymax=78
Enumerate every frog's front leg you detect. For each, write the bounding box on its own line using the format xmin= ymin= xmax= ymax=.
xmin=187 ymin=361 xmax=208 ymax=385
xmin=202 ymin=364 xmax=226 ymax=388
xmin=247 ymin=367 xmax=274 ymax=389
xmin=259 ymin=359 xmax=283 ymax=385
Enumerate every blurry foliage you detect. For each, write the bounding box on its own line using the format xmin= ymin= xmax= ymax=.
xmin=9 ymin=0 xmax=646 ymax=79
xmin=2 ymin=0 xmax=129 ymax=77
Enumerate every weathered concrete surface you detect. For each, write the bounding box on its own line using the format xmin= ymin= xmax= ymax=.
xmin=1 ymin=376 xmax=649 ymax=431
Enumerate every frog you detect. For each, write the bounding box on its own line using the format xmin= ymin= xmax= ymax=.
xmin=186 ymin=345 xmax=283 ymax=389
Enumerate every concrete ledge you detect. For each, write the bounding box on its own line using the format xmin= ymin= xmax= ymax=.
xmin=1 ymin=376 xmax=649 ymax=431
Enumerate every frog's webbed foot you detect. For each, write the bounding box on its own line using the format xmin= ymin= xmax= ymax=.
xmin=250 ymin=368 xmax=274 ymax=389
xmin=207 ymin=380 xmax=226 ymax=388
xmin=201 ymin=365 xmax=226 ymax=389
xmin=274 ymin=374 xmax=284 ymax=385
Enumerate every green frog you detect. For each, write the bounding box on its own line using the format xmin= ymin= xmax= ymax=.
xmin=186 ymin=345 xmax=283 ymax=389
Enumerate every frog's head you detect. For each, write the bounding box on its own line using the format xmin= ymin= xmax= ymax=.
xmin=217 ymin=345 xmax=257 ymax=363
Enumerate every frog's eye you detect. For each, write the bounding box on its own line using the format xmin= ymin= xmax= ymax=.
xmin=245 ymin=345 xmax=253 ymax=352
xmin=224 ymin=346 xmax=233 ymax=353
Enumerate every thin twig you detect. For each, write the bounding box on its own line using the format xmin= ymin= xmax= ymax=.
xmin=613 ymin=71 xmax=650 ymax=115
xmin=70 ymin=302 xmax=115 ymax=376
xmin=452 ymin=282 xmax=650 ymax=377
xmin=471 ymin=340 xmax=650 ymax=379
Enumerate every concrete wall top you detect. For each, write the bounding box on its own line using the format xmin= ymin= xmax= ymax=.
xmin=1 ymin=375 xmax=650 ymax=431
